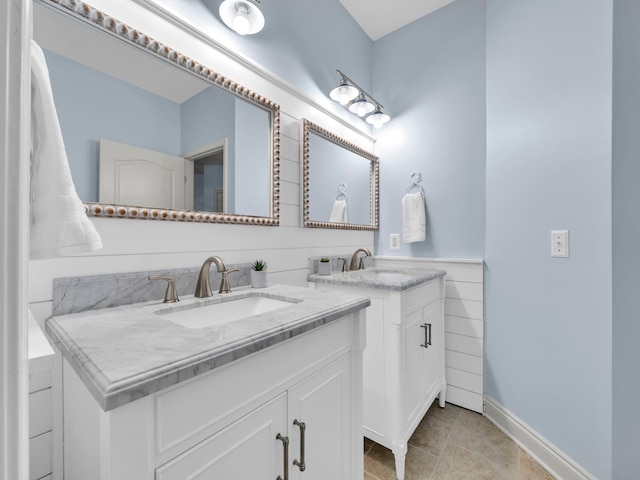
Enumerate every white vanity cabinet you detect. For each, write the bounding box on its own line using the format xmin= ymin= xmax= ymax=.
xmin=310 ymin=271 xmax=446 ymax=480
xmin=60 ymin=311 xmax=364 ymax=480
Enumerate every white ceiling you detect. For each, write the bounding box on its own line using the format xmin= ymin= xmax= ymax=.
xmin=338 ymin=0 xmax=458 ymax=41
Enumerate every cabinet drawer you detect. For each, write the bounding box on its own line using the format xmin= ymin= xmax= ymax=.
xmin=402 ymin=279 xmax=440 ymax=314
xmin=29 ymin=388 xmax=52 ymax=438
xmin=155 ymin=317 xmax=352 ymax=459
xmin=156 ymin=393 xmax=287 ymax=480
xmin=29 ymin=431 xmax=52 ymax=480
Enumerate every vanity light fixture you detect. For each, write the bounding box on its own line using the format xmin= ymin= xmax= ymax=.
xmin=330 ymin=69 xmax=390 ymax=128
xmin=348 ymin=94 xmax=376 ymax=117
xmin=219 ymin=0 xmax=265 ymax=35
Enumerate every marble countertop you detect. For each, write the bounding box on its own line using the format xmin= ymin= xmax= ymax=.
xmin=45 ymin=284 xmax=370 ymax=412
xmin=308 ymin=267 xmax=446 ymax=291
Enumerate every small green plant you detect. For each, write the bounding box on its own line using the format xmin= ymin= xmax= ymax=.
xmin=252 ymin=259 xmax=267 ymax=271
xmin=320 ymin=257 xmax=330 ymax=263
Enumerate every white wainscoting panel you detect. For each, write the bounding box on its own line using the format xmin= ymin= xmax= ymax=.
xmin=375 ymin=257 xmax=484 ymax=412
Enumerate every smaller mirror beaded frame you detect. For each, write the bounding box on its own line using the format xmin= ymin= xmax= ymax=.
xmin=302 ymin=119 xmax=379 ymax=231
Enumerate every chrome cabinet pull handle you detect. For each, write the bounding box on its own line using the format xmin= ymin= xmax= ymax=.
xmin=293 ymin=419 xmax=306 ymax=471
xmin=276 ymin=433 xmax=289 ymax=480
xmin=427 ymin=322 xmax=432 ymax=346
xmin=421 ymin=323 xmax=429 ymax=348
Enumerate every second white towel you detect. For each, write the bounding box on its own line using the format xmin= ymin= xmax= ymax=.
xmin=329 ymin=199 xmax=348 ymax=223
xmin=402 ymin=192 xmax=426 ymax=243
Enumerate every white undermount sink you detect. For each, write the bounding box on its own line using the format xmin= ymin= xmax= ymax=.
xmin=155 ymin=294 xmax=298 ymax=329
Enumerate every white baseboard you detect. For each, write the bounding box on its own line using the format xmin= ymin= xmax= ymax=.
xmin=484 ymin=396 xmax=597 ymax=480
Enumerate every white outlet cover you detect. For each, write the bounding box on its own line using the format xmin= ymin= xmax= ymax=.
xmin=390 ymin=233 xmax=400 ymax=250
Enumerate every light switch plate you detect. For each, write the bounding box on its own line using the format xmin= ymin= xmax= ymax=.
xmin=390 ymin=234 xmax=400 ymax=250
xmin=551 ymin=230 xmax=569 ymax=257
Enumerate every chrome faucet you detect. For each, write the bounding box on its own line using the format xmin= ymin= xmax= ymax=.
xmin=349 ymin=248 xmax=372 ymax=271
xmin=195 ymin=256 xmax=239 ymax=296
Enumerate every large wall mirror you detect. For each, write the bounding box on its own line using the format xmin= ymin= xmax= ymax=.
xmin=33 ymin=0 xmax=280 ymax=225
xmin=302 ymin=119 xmax=379 ymax=230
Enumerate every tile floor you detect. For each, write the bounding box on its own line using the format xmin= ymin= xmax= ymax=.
xmin=363 ymin=402 xmax=555 ymax=480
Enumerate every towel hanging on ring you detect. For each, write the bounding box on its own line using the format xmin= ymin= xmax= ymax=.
xmin=402 ymin=172 xmax=426 ymax=243
xmin=329 ymin=183 xmax=348 ymax=223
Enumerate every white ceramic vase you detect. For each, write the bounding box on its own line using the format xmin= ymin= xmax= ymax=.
xmin=250 ymin=270 xmax=267 ymax=288
xmin=318 ymin=262 xmax=331 ymax=275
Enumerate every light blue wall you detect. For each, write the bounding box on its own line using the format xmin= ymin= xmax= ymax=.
xmin=485 ymin=1 xmax=613 ymax=479
xmin=371 ymin=0 xmax=486 ymax=258
xmin=156 ymin=0 xmax=373 ymax=116
xmin=181 ymin=86 xmax=236 ymax=211
xmin=612 ymin=0 xmax=640 ymax=477
xmin=45 ymin=50 xmax=181 ymax=202
xmin=180 ymin=86 xmax=235 ymax=156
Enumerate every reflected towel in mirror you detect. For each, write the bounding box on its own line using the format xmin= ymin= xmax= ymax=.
xmin=329 ymin=199 xmax=348 ymax=223
xmin=402 ymin=192 xmax=426 ymax=243
xmin=30 ymin=40 xmax=102 ymax=259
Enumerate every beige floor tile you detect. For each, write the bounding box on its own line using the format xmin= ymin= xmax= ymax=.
xmin=408 ymin=414 xmax=453 ymax=457
xmin=366 ymin=443 xmax=439 ymax=480
xmin=365 ymin=436 xmax=375 ymax=454
xmin=365 ymin=445 xmax=397 ymax=480
xmin=431 ymin=443 xmax=513 ymax=480
xmin=425 ymin=401 xmax=463 ymax=426
xmin=362 ymin=404 xmax=551 ymax=480
xmin=448 ymin=409 xmax=519 ymax=476
xmin=518 ymin=451 xmax=555 ymax=480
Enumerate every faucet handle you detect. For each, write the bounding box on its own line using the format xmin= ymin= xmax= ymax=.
xmin=149 ymin=275 xmax=179 ymax=303
xmin=338 ymin=258 xmax=348 ymax=272
xmin=218 ymin=268 xmax=240 ymax=294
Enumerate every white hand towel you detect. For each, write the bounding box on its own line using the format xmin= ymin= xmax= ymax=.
xmin=30 ymin=40 xmax=102 ymax=259
xmin=329 ymin=199 xmax=348 ymax=223
xmin=402 ymin=192 xmax=426 ymax=243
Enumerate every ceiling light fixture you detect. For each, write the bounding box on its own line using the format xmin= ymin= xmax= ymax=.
xmin=329 ymin=69 xmax=390 ymax=128
xmin=219 ymin=0 xmax=265 ymax=36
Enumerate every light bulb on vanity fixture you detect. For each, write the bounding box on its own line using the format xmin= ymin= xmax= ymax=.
xmin=219 ymin=0 xmax=265 ymax=35
xmin=329 ymin=82 xmax=359 ymax=106
xmin=366 ymin=109 xmax=391 ymax=129
xmin=329 ymin=69 xmax=391 ymax=128
xmin=348 ymin=94 xmax=375 ymax=117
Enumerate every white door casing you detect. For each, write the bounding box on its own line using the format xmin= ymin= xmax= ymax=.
xmin=1 ymin=0 xmax=31 ymax=479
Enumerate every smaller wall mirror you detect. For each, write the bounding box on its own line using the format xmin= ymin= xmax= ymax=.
xmin=302 ymin=119 xmax=379 ymax=230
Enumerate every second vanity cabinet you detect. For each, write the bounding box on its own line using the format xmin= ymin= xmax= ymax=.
xmin=309 ymin=269 xmax=446 ymax=480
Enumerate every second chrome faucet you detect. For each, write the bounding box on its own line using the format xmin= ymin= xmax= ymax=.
xmin=195 ymin=256 xmax=239 ymax=297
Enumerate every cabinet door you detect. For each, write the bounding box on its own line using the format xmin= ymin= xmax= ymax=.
xmin=404 ymin=308 xmax=428 ymax=427
xmin=287 ymin=355 xmax=351 ymax=480
xmin=155 ymin=393 xmax=288 ymax=480
xmin=362 ymin=296 xmax=386 ymax=436
xmin=422 ymin=299 xmax=443 ymax=396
